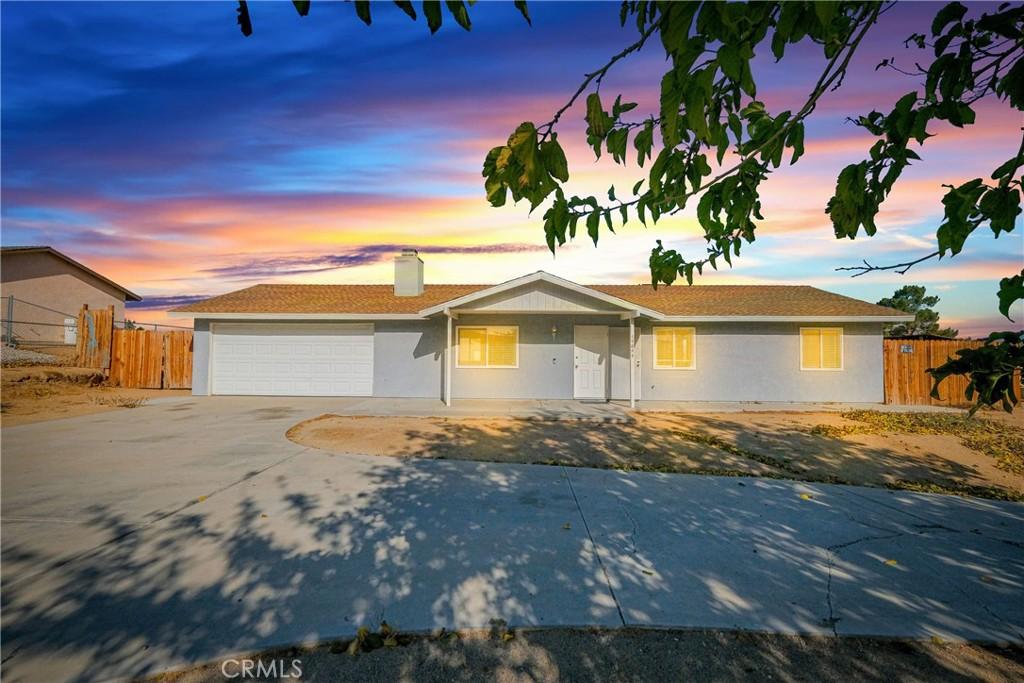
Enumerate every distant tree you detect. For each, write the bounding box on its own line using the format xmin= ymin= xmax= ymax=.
xmin=877 ymin=285 xmax=958 ymax=337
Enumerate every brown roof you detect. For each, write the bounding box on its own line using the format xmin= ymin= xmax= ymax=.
xmin=174 ymin=284 xmax=488 ymax=314
xmin=173 ymin=281 xmax=904 ymax=318
xmin=591 ymin=284 xmax=902 ymax=317
xmin=1 ymin=246 xmax=142 ymax=301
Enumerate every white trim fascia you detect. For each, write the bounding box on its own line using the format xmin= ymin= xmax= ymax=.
xmin=657 ymin=314 xmax=914 ymax=323
xmin=171 ymin=311 xmax=909 ymax=322
xmin=451 ymin=309 xmax=634 ymax=316
xmin=418 ymin=271 xmax=666 ymax=320
xmin=168 ymin=312 xmax=424 ymax=320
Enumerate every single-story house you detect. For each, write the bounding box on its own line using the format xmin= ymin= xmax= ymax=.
xmin=1 ymin=246 xmax=142 ymax=345
xmin=170 ymin=250 xmax=912 ymax=405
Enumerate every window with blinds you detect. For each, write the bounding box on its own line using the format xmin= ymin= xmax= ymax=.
xmin=800 ymin=327 xmax=843 ymax=370
xmin=457 ymin=326 xmax=518 ymax=368
xmin=653 ymin=327 xmax=696 ymax=369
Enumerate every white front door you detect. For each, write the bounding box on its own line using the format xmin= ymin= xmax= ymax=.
xmin=574 ymin=325 xmax=608 ymax=399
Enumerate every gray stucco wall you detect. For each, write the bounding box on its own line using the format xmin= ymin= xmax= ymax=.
xmin=191 ymin=317 xmax=885 ymax=402
xmin=192 ymin=319 xmax=211 ymax=396
xmin=637 ymin=322 xmax=885 ymax=403
xmin=373 ymin=320 xmax=445 ymax=398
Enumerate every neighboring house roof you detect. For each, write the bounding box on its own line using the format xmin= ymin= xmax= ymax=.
xmin=1 ymin=246 xmax=142 ymax=301
xmin=171 ymin=271 xmax=910 ymax=321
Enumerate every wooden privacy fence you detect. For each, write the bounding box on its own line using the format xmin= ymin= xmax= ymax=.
xmin=883 ymin=338 xmax=994 ymax=407
xmin=76 ymin=305 xmax=193 ymax=389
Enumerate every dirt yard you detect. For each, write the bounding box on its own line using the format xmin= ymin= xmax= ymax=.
xmin=1 ymin=365 xmax=190 ymax=427
xmin=152 ymin=628 xmax=1024 ymax=683
xmin=288 ymin=409 xmax=1024 ymax=501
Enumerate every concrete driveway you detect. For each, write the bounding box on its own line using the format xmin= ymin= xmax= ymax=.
xmin=2 ymin=397 xmax=1023 ymax=682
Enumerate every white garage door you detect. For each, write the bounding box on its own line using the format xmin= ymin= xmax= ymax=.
xmin=211 ymin=323 xmax=374 ymax=396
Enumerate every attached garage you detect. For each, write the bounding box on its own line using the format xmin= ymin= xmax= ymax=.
xmin=210 ymin=323 xmax=374 ymax=396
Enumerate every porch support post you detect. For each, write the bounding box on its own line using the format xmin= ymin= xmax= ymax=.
xmin=628 ymin=315 xmax=636 ymax=409
xmin=445 ymin=309 xmax=453 ymax=407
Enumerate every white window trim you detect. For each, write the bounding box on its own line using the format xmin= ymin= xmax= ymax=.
xmin=652 ymin=326 xmax=697 ymax=370
xmin=455 ymin=325 xmax=519 ymax=369
xmin=799 ymin=326 xmax=844 ymax=371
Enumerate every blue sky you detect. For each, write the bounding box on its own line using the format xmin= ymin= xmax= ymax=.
xmin=1 ymin=1 xmax=1020 ymax=335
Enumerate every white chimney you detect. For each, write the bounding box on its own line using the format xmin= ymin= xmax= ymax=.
xmin=394 ymin=249 xmax=424 ymax=297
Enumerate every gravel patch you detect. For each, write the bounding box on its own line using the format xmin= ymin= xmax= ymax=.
xmin=1 ymin=346 xmax=59 ymax=365
xmin=150 ymin=628 xmax=1024 ymax=683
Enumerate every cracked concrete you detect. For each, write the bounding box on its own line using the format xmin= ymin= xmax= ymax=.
xmin=2 ymin=397 xmax=1023 ymax=681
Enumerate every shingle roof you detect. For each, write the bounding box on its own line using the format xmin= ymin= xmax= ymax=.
xmin=173 ymin=281 xmax=904 ymax=318
xmin=591 ymin=284 xmax=902 ymax=317
xmin=174 ymin=284 xmax=488 ymax=314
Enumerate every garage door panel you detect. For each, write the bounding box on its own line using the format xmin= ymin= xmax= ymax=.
xmin=211 ymin=324 xmax=374 ymax=396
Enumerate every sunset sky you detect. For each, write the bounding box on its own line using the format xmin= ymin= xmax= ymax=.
xmin=2 ymin=1 xmax=1020 ymax=336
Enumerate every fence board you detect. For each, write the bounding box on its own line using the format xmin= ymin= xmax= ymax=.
xmin=162 ymin=331 xmax=194 ymax=389
xmin=884 ymin=339 xmax=984 ymax=407
xmin=75 ymin=304 xmax=114 ymax=369
xmin=109 ymin=329 xmax=164 ymax=388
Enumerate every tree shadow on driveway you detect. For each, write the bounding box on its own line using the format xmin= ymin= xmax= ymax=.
xmin=2 ymin=445 xmax=1023 ymax=681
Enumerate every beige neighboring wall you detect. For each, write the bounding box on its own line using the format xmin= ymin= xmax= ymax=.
xmin=1 ymin=251 xmax=129 ymax=345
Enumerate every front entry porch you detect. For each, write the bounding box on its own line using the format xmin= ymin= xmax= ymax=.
xmin=432 ymin=275 xmax=652 ymax=408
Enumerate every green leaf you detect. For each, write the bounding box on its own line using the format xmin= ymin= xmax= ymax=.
xmin=585 ymin=92 xmax=613 ymax=156
xmin=355 ymin=0 xmax=372 ymax=25
xmin=936 ymin=179 xmax=986 ymax=255
xmin=513 ymin=0 xmax=531 ymax=26
xmin=771 ymin=31 xmax=786 ymax=61
xmin=292 ymin=0 xmax=310 ymax=16
xmin=996 ymin=58 xmax=1024 ymax=110
xmin=485 ymin=175 xmax=507 ymax=207
xmin=539 ymin=139 xmax=569 ymax=182
xmin=634 ymin=120 xmax=654 ymax=167
xmin=786 ymin=123 xmax=805 ymax=164
xmin=659 ymin=71 xmax=682 ymax=148
xmin=931 ymin=2 xmax=968 ymax=35
xmin=394 ymin=1 xmax=417 ymax=20
xmin=997 ymin=270 xmax=1024 ymax=321
xmin=586 ymin=211 xmax=600 ymax=244
xmin=445 ymin=1 xmax=472 ymax=30
xmin=236 ymin=1 xmax=253 ymax=36
xmin=717 ymin=44 xmax=742 ymax=82
xmin=980 ymin=186 xmax=1021 ymax=236
xmin=423 ymin=0 xmax=443 ymax=33
xmin=992 ymin=155 xmax=1023 ymax=181
xmin=814 ymin=1 xmax=837 ymax=27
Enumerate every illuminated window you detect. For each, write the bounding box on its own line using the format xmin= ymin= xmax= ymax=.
xmin=653 ymin=327 xmax=696 ymax=369
xmin=457 ymin=326 xmax=518 ymax=368
xmin=800 ymin=327 xmax=843 ymax=370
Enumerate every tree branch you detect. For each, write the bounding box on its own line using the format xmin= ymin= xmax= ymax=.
xmin=835 ymin=251 xmax=941 ymax=277
xmin=538 ymin=16 xmax=664 ymax=142
xmin=567 ymin=2 xmax=884 ymax=221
